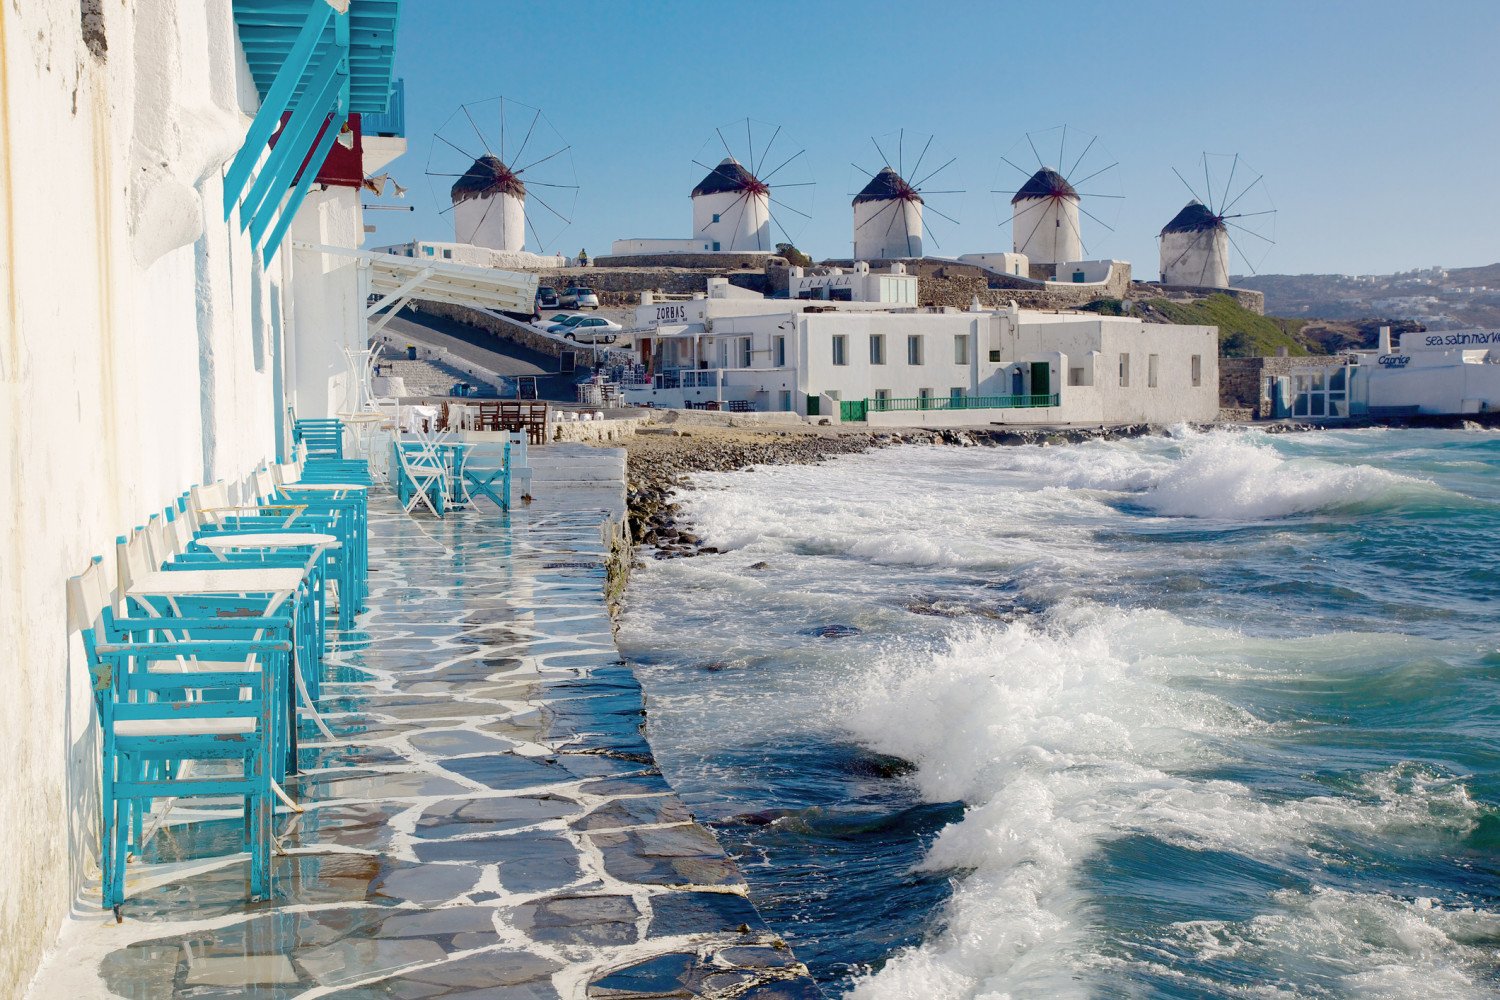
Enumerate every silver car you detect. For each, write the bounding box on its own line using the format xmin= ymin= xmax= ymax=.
xmin=560 ymin=286 xmax=599 ymax=309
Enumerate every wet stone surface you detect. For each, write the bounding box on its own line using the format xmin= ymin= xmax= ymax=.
xmin=54 ymin=481 xmax=817 ymax=999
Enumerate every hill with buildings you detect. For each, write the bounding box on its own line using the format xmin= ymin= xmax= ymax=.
xmin=1236 ymin=263 xmax=1500 ymax=329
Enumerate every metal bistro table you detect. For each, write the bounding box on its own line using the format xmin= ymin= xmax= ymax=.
xmin=124 ymin=567 xmax=321 ymax=776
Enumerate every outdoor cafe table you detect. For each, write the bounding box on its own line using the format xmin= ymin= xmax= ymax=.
xmin=124 ymin=567 xmax=317 ymax=773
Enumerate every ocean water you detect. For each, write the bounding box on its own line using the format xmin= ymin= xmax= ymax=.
xmin=616 ymin=427 xmax=1500 ymax=999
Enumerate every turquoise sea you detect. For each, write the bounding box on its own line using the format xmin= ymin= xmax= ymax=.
xmin=619 ymin=428 xmax=1500 ymax=998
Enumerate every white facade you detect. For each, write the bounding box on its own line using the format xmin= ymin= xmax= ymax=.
xmin=454 ymin=190 xmax=526 ymax=254
xmin=959 ymin=252 xmax=1031 ymax=278
xmin=1013 ymin=193 xmax=1081 ymax=265
xmin=0 ymin=4 xmax=404 ymax=993
xmin=1283 ymin=329 xmax=1500 ymax=419
xmin=1161 ymin=227 xmax=1230 ymax=287
xmin=853 ymin=197 xmax=923 ymax=260
xmin=625 ymin=287 xmax=1218 ymax=427
xmin=692 ymin=188 xmax=771 ymax=252
xmin=789 ymin=262 xmax=918 ymax=304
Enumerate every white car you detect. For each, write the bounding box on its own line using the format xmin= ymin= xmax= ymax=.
xmin=559 ymin=316 xmax=621 ymax=344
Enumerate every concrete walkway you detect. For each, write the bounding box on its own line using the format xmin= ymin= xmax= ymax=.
xmin=28 ymin=452 xmax=818 ymax=999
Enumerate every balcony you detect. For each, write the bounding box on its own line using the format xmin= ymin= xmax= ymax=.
xmin=360 ymin=79 xmax=406 ymax=138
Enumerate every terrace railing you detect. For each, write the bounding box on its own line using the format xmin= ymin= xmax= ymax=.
xmin=857 ymin=392 xmax=1060 ymax=416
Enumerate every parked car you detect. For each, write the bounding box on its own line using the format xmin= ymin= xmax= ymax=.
xmin=535 ymin=285 xmax=559 ymax=309
xmin=545 ymin=315 xmax=590 ymax=334
xmin=558 ymin=316 xmax=621 ymax=344
xmin=538 ymin=312 xmax=578 ymax=328
xmin=560 ymin=286 xmax=599 ymax=309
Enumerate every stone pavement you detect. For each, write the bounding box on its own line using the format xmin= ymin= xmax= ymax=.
xmin=27 ymin=457 xmax=820 ymax=999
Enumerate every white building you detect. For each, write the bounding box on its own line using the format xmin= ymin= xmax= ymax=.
xmin=1160 ymin=201 xmax=1230 ymax=288
xmin=1012 ymin=167 xmax=1082 ymax=266
xmin=452 ymin=154 xmax=526 ymax=253
xmin=376 ymin=239 xmax=565 ymax=273
xmin=623 ymin=267 xmax=1218 ymax=427
xmin=853 ymin=167 xmax=923 ymax=260
xmin=1277 ymin=327 xmax=1500 ymax=419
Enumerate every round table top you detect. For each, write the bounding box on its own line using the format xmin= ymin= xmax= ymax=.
xmin=337 ymin=411 xmax=390 ymax=424
xmin=279 ymin=482 xmax=368 ymax=492
xmin=198 ymin=532 xmax=339 ymax=550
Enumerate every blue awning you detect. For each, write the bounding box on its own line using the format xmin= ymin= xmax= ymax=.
xmin=223 ymin=1 xmax=404 ymax=262
xmin=232 ymin=0 xmax=401 ymax=115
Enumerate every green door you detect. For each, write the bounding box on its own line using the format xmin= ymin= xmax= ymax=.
xmin=1030 ymin=362 xmax=1051 ymax=399
xmin=840 ymin=399 xmax=868 ymax=422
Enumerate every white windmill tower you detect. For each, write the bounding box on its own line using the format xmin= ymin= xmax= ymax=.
xmin=426 ymin=97 xmax=578 ymax=254
xmin=994 ymin=126 xmax=1122 ymax=271
xmin=690 ymin=119 xmax=814 ymax=253
xmin=850 ymin=129 xmax=962 ymax=260
xmin=451 ymin=155 xmax=526 ymax=252
xmin=1160 ymin=153 xmax=1276 ymax=287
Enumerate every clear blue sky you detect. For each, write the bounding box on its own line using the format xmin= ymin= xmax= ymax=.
xmin=371 ymin=0 xmax=1500 ymax=276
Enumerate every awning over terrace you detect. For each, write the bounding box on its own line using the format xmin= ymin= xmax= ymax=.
xmin=293 ymin=243 xmax=541 ymax=335
xmin=224 ymin=1 xmax=404 ymax=262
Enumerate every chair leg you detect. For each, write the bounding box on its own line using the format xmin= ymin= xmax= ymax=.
xmin=100 ymin=753 xmax=119 ymax=912
xmin=248 ymin=753 xmax=273 ymax=902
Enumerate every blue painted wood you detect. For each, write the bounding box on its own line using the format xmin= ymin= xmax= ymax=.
xmin=222 ymin=0 xmax=333 ymax=219
xmin=259 ymin=106 xmax=347 ymax=260
xmin=238 ymin=44 xmax=346 ymax=233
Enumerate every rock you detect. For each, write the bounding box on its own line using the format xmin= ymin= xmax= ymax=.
xmin=802 ymin=624 xmax=863 ymax=639
xmin=747 ymin=561 xmax=771 ymax=571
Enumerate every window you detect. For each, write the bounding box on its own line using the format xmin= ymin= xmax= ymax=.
xmin=1191 ymin=354 xmax=1203 ymax=387
xmin=712 ymin=242 xmax=721 ymax=251
xmin=442 ymin=249 xmax=453 ymax=259
xmin=954 ymin=335 xmax=970 ymax=365
xmin=1068 ymin=367 xmax=1085 ymax=386
xmin=950 ymin=387 xmax=966 ymax=406
xmin=423 ymin=246 xmax=434 ymax=256
xmin=711 ymin=213 xmax=721 ymax=223
xmin=1148 ymin=353 xmax=1160 ymax=388
xmin=1119 ymin=353 xmax=1131 ymax=387
xmin=874 ymin=388 xmax=891 ymax=409
xmin=832 ymin=335 xmax=848 ymax=366
xmin=774 ymin=336 xmax=787 ymax=367
xmin=739 ymin=337 xmax=751 ymax=368
xmin=918 ymin=387 xmax=935 ymax=409
xmin=907 ymin=335 xmax=924 ymax=365
xmin=870 ymin=334 xmax=886 ymax=365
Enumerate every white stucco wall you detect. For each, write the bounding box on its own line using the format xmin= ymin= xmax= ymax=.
xmin=1013 ymin=195 xmax=1081 ymax=264
xmin=289 ymin=187 xmax=365 ymax=420
xmin=692 ymin=189 xmax=770 ymax=252
xmin=0 ymin=3 xmax=288 ymax=993
xmin=454 ymin=190 xmax=525 ymax=253
xmin=610 ymin=238 xmax=712 ymax=254
xmin=1161 ymin=228 xmax=1230 ymax=287
xmin=853 ymin=198 xmax=923 ymax=260
xmin=959 ymin=252 xmax=1031 ymax=278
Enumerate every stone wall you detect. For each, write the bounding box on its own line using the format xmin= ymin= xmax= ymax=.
xmin=532 ymin=267 xmax=771 ymax=309
xmin=1220 ymin=355 xmax=1344 ymax=417
xmin=1138 ymin=282 xmax=1266 ymax=314
xmin=592 ymin=251 xmax=776 ymax=270
xmin=410 ymin=301 xmax=571 ymax=359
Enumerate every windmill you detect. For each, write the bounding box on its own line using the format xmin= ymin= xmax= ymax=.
xmin=849 ymin=128 xmax=963 ymax=260
xmin=689 ymin=118 xmax=814 ymax=253
xmin=1159 ymin=153 xmax=1276 ymax=287
xmin=424 ymin=97 xmax=578 ymax=254
xmin=992 ymin=125 xmax=1123 ymax=267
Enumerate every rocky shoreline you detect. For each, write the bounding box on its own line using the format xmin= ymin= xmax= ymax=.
xmin=623 ymin=422 xmax=1172 ymax=558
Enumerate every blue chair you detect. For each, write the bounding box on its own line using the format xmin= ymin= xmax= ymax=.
xmin=456 ymin=438 xmax=511 ymax=510
xmin=69 ymin=559 xmax=290 ymax=915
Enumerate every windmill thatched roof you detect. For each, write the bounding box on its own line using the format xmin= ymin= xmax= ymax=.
xmin=852 ymin=166 xmax=923 ymax=206
xmin=692 ymin=158 xmax=767 ymax=197
xmin=1161 ymin=200 xmax=1224 ymax=235
xmin=1011 ymin=167 xmax=1077 ymax=204
xmin=451 ymin=154 xmax=526 ymax=204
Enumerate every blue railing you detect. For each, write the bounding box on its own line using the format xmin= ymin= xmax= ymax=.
xmin=362 ymin=79 xmax=405 ymax=137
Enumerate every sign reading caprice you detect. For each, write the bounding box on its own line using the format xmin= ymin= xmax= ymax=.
xmin=1377 ymin=354 xmax=1411 ymax=368
xmin=652 ymin=303 xmax=688 ymax=326
xmin=1424 ymin=330 xmax=1500 ymax=347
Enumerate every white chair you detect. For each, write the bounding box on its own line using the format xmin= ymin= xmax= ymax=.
xmin=396 ymin=427 xmax=451 ymax=517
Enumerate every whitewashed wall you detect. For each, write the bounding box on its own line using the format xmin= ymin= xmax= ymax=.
xmin=454 ymin=191 xmax=525 ymax=253
xmin=1161 ymin=228 xmax=1230 ymax=287
xmin=0 ymin=3 xmax=285 ymax=994
xmin=692 ymin=189 xmax=770 ymax=252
